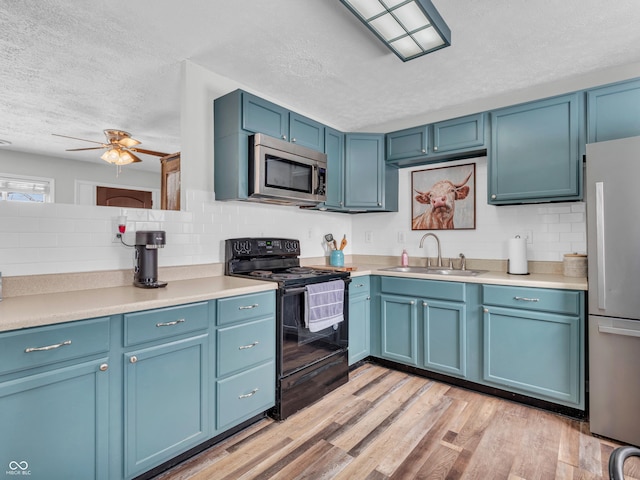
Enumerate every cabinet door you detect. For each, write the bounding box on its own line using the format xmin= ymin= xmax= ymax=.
xmin=290 ymin=112 xmax=325 ymax=151
xmin=433 ymin=113 xmax=486 ymax=154
xmin=422 ymin=299 xmax=467 ymax=377
xmin=386 ymin=125 xmax=429 ymax=162
xmin=482 ymin=306 xmax=581 ymax=405
xmin=345 ymin=133 xmax=384 ymax=209
xmin=587 ymin=78 xmax=640 ymax=143
xmin=124 ymin=335 xmax=209 ymax=478
xmin=242 ymin=92 xmax=288 ymax=140
xmin=323 ymin=127 xmax=345 ymax=209
xmin=0 ymin=359 xmax=109 ymax=480
xmin=489 ymin=93 xmax=582 ymax=204
xmin=380 ymin=294 xmax=418 ymax=365
xmin=348 ymin=286 xmax=371 ymax=365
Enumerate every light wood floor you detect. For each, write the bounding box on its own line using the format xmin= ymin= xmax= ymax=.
xmin=156 ymin=363 xmax=639 ymax=480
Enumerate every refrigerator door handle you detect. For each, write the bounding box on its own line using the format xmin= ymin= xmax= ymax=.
xmin=595 ymin=181 xmax=606 ymax=310
xmin=598 ymin=325 xmax=640 ymax=338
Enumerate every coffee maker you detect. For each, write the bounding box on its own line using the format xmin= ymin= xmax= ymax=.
xmin=134 ymin=231 xmax=167 ymax=288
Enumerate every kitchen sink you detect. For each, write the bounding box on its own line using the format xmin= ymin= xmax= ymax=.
xmin=379 ymin=266 xmax=487 ymax=277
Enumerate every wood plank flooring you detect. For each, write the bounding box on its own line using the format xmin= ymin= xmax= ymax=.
xmin=155 ymin=364 xmax=640 ymax=480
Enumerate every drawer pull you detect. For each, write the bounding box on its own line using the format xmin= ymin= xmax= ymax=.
xmin=25 ymin=340 xmax=72 ymax=353
xmin=239 ymin=341 xmax=259 ymax=350
xmin=354 ymin=283 xmax=365 ymax=288
xmin=239 ymin=388 xmax=259 ymax=399
xmin=514 ymin=296 xmax=539 ymax=302
xmin=238 ymin=304 xmax=259 ymax=310
xmin=484 ymin=308 xmax=489 ymax=313
xmin=156 ymin=318 xmax=185 ymax=327
xmin=99 ymin=363 xmax=109 ymax=372
xmin=130 ymin=356 xmax=138 ymax=364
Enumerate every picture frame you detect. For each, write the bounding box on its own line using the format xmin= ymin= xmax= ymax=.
xmin=411 ymin=163 xmax=476 ymax=230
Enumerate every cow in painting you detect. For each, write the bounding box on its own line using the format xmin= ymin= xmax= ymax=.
xmin=412 ymin=170 xmax=473 ymax=230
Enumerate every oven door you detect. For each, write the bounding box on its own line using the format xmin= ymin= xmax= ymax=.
xmin=279 ymin=282 xmax=348 ymax=377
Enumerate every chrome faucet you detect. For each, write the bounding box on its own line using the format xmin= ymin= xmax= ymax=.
xmin=459 ymin=253 xmax=466 ymax=271
xmin=419 ymin=233 xmax=442 ymax=267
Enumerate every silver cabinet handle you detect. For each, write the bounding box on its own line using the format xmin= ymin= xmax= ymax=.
xmin=239 ymin=388 xmax=258 ymax=399
xmin=239 ymin=304 xmax=259 ymax=310
xmin=130 ymin=356 xmax=138 ymax=364
xmin=354 ymin=283 xmax=365 ymax=288
xmin=410 ymin=300 xmax=415 ymax=305
xmin=239 ymin=341 xmax=259 ymax=350
xmin=434 ymin=146 xmax=438 ymax=151
xmin=421 ymin=149 xmax=426 ymax=153
xmin=156 ymin=318 xmax=185 ymax=327
xmin=484 ymin=308 xmax=489 ymax=313
xmin=291 ymin=137 xmax=297 ymax=143
xmin=491 ymin=194 xmax=497 ymax=199
xmin=282 ymin=135 xmax=287 ymax=141
xmin=99 ymin=363 xmax=109 ymax=372
xmin=366 ymin=296 xmax=371 ymax=301
xmin=514 ymin=296 xmax=539 ymax=302
xmin=25 ymin=340 xmax=71 ymax=353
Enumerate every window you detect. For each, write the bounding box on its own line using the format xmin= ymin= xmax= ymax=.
xmin=0 ymin=174 xmax=54 ymax=203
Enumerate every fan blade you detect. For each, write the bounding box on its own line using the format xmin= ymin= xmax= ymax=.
xmin=130 ymin=152 xmax=143 ymax=163
xmin=66 ymin=147 xmax=107 ymax=151
xmin=52 ymin=133 xmax=104 ymax=145
xmin=129 ymin=147 xmax=170 ymax=157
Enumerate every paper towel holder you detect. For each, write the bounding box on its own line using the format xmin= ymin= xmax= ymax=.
xmin=507 ymin=235 xmax=530 ymax=275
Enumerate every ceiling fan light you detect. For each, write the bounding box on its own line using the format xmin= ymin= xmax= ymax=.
xmin=118 ymin=136 xmax=141 ymax=148
xmin=101 ymin=148 xmax=120 ymax=164
xmin=114 ymin=150 xmax=137 ymax=165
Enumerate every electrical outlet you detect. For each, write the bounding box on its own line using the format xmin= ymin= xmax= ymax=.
xmin=365 ymin=231 xmax=373 ymax=243
xmin=398 ymin=231 xmax=406 ymax=243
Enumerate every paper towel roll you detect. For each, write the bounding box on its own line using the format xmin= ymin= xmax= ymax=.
xmin=508 ymin=236 xmax=528 ymax=274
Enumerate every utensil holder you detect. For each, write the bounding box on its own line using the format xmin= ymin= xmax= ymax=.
xmin=330 ymin=250 xmax=344 ymax=267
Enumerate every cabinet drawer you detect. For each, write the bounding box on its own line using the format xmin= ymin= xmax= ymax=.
xmin=482 ymin=285 xmax=581 ymax=315
xmin=217 ymin=362 xmax=275 ymax=430
xmin=124 ymin=302 xmax=209 ymax=346
xmin=217 ymin=318 xmax=275 ymax=377
xmin=0 ymin=317 xmax=110 ymax=376
xmin=217 ymin=291 xmax=275 ymax=326
xmin=381 ymin=276 xmax=465 ymax=302
xmin=350 ymin=276 xmax=371 ymax=296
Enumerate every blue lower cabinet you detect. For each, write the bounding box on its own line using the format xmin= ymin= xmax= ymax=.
xmin=348 ymin=277 xmax=371 ymax=365
xmin=124 ymin=334 xmax=209 ymax=478
xmin=0 ymin=358 xmax=110 ymax=480
xmin=422 ymin=299 xmax=467 ymax=378
xmin=216 ymin=362 xmax=275 ymax=431
xmin=380 ymin=294 xmax=419 ymax=365
xmin=482 ymin=306 xmax=581 ymax=406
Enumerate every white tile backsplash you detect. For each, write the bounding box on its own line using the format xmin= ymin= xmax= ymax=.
xmin=0 ymin=159 xmax=587 ymax=277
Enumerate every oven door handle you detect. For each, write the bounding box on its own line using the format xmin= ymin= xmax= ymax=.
xmin=282 ymin=286 xmax=307 ymax=295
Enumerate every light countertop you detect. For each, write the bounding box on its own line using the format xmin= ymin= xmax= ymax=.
xmin=0 ymin=260 xmax=587 ymax=333
xmin=0 ymin=276 xmax=277 ymax=333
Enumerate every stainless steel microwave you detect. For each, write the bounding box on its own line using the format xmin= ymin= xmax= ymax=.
xmin=249 ymin=133 xmax=327 ymax=206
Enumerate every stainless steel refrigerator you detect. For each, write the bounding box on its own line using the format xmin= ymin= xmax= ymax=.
xmin=586 ymin=135 xmax=640 ymax=447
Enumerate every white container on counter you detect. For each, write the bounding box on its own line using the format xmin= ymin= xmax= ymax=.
xmin=507 ymin=236 xmax=528 ymax=274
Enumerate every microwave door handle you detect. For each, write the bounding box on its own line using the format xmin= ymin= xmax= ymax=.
xmin=312 ymin=164 xmax=319 ymax=194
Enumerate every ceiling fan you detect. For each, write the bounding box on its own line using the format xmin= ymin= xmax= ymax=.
xmin=52 ymin=129 xmax=171 ymax=166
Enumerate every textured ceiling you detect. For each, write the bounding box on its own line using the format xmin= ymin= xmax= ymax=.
xmin=1 ymin=0 xmax=640 ymax=172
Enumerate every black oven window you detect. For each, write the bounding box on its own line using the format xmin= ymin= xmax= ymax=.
xmin=265 ymin=155 xmax=312 ymax=193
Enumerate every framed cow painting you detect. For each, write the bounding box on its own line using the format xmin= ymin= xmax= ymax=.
xmin=411 ymin=163 xmax=476 ymax=230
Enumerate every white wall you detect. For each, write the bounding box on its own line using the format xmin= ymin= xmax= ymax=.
xmin=351 ymin=157 xmax=586 ymax=264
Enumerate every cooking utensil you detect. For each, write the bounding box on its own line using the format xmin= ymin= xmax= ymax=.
xmin=339 ymin=235 xmax=347 ymax=251
xmin=324 ymin=233 xmax=335 ymax=250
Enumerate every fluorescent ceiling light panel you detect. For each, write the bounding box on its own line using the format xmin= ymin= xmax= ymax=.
xmin=340 ymin=0 xmax=451 ymax=61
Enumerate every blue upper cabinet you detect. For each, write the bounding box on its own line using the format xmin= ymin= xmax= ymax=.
xmin=386 ymin=125 xmax=429 ymax=162
xmin=386 ymin=113 xmax=488 ymax=167
xmin=433 ymin=113 xmax=487 ymax=154
xmin=323 ymin=127 xmax=345 ymax=209
xmin=289 ymin=112 xmax=325 ymax=151
xmin=488 ymin=93 xmax=583 ymax=204
xmin=345 ymin=133 xmax=392 ymax=210
xmin=587 ymin=78 xmax=640 ymax=143
xmin=241 ymin=93 xmax=288 ymax=140
xmin=241 ymin=92 xmax=324 ymax=151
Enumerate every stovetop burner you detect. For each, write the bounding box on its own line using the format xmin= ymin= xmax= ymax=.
xmin=249 ymin=270 xmax=273 ymax=278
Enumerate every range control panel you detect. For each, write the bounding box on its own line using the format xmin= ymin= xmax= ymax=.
xmin=226 ymin=237 xmax=300 ymax=258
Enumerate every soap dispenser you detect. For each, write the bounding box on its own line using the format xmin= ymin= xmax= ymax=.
xmin=401 ymin=249 xmax=409 ymax=267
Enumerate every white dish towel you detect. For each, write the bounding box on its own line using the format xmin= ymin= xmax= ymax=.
xmin=304 ymin=280 xmax=345 ymax=333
